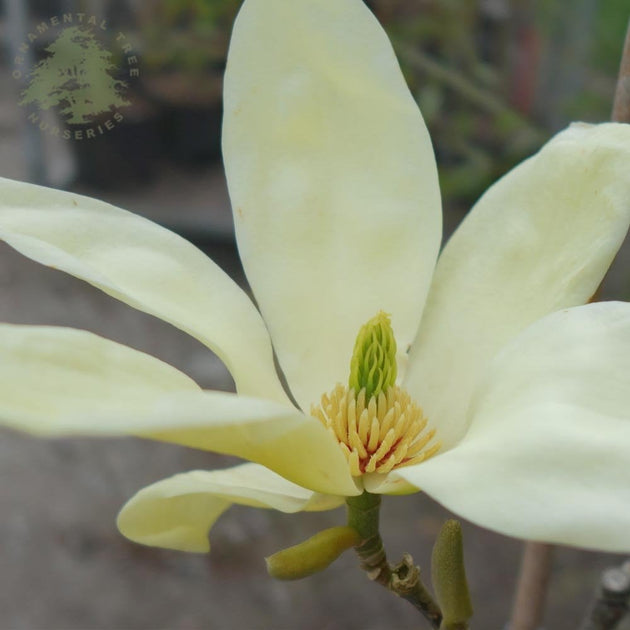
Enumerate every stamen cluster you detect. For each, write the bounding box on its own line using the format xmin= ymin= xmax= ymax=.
xmin=312 ymin=384 xmax=440 ymax=476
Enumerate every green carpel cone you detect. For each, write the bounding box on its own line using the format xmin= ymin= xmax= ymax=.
xmin=431 ymin=520 xmax=473 ymax=629
xmin=349 ymin=311 xmax=397 ymax=399
xmin=265 ymin=526 xmax=361 ymax=581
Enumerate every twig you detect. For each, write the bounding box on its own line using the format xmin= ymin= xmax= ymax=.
xmin=612 ymin=18 xmax=630 ymax=123
xmin=346 ymin=493 xmax=443 ymax=629
xmin=508 ymin=542 xmax=554 ymax=630
xmin=391 ymin=554 xmax=445 ymax=628
xmin=579 ymin=563 xmax=630 ymax=630
xmin=575 ymin=15 xmax=630 ymax=629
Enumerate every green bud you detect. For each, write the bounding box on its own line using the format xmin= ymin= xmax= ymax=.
xmin=349 ymin=311 xmax=397 ymax=400
xmin=431 ymin=520 xmax=473 ymax=629
xmin=265 ymin=526 xmax=360 ymax=581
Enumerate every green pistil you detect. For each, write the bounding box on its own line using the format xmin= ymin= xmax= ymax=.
xmin=348 ymin=311 xmax=397 ymax=400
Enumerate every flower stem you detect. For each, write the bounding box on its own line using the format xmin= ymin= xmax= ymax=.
xmin=346 ymin=492 xmax=390 ymax=584
xmin=346 ymin=492 xmax=443 ymax=629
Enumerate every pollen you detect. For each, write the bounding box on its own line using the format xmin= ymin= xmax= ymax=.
xmin=311 ymin=384 xmax=441 ymax=477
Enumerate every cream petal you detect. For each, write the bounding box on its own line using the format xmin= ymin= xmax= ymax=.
xmin=397 ymin=302 xmax=630 ymax=552
xmin=0 ymin=323 xmax=200 ymax=433
xmin=223 ymin=0 xmax=441 ymax=409
xmin=405 ymin=123 xmax=630 ymax=448
xmin=362 ymin=473 xmax=418 ymax=496
xmin=141 ymin=391 xmax=360 ymax=496
xmin=0 ymin=177 xmax=288 ymax=402
xmin=117 ymin=462 xmax=344 ymax=552
xmin=0 ymin=324 xmax=358 ymax=496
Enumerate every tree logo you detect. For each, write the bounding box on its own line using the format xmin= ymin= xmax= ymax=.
xmin=13 ymin=14 xmax=140 ymax=140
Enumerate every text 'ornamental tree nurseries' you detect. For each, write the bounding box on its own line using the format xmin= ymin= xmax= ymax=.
xmin=2 ymin=0 xmax=630 ymax=627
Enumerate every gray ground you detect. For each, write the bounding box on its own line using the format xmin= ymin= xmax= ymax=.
xmin=2 ymin=67 xmax=630 ymax=630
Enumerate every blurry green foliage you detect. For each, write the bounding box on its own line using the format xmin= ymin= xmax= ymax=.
xmin=141 ymin=0 xmax=243 ymax=74
xmin=369 ymin=0 xmax=627 ymax=207
xmin=594 ymin=0 xmax=628 ymax=73
xmin=159 ymin=0 xmax=242 ymax=29
xmin=369 ymin=0 xmax=540 ymax=204
xmin=137 ymin=0 xmax=627 ymax=206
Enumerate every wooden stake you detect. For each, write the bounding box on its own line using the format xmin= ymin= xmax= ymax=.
xmin=508 ymin=542 xmax=553 ymax=630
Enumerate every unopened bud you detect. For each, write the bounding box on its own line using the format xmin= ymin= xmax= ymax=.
xmin=265 ymin=526 xmax=360 ymax=581
xmin=431 ymin=520 xmax=473 ymax=628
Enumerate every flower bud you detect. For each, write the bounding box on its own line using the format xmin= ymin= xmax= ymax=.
xmin=265 ymin=526 xmax=360 ymax=581
xmin=431 ymin=520 xmax=473 ymax=628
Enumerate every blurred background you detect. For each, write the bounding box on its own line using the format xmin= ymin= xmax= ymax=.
xmin=1 ymin=0 xmax=630 ymax=628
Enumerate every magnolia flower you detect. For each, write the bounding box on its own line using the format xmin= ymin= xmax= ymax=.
xmin=2 ymin=0 xmax=630 ymax=555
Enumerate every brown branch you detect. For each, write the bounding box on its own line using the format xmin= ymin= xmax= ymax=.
xmin=579 ymin=563 xmax=630 ymax=630
xmin=509 ymin=542 xmax=554 ymax=630
xmin=612 ymin=18 xmax=630 ymax=123
xmin=390 ymin=554 xmax=444 ymax=628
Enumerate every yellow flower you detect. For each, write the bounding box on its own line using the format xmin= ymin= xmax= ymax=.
xmin=2 ymin=0 xmax=630 ymax=554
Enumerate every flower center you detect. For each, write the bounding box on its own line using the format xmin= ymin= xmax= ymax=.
xmin=311 ymin=311 xmax=440 ymax=477
xmin=311 ymin=384 xmax=440 ymax=476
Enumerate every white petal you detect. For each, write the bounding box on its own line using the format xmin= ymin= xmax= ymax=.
xmin=223 ymin=0 xmax=441 ymax=409
xmin=397 ymin=302 xmax=630 ymax=552
xmin=0 ymin=177 xmax=288 ymax=402
xmin=363 ymin=473 xmax=418 ymax=496
xmin=0 ymin=323 xmax=200 ymax=433
xmin=0 ymin=324 xmax=358 ymax=496
xmin=141 ymin=392 xmax=360 ymax=496
xmin=405 ymin=123 xmax=630 ymax=448
xmin=117 ymin=462 xmax=344 ymax=552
